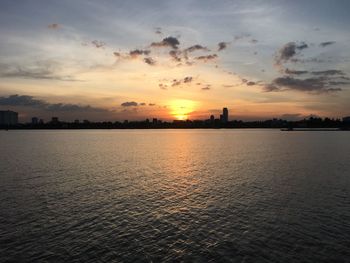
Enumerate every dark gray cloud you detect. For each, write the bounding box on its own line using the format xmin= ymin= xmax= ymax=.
xmin=218 ymin=42 xmax=228 ymax=51
xmin=169 ymin=50 xmax=181 ymax=62
xmin=264 ymin=76 xmax=343 ymax=93
xmin=46 ymin=104 xmax=107 ymax=112
xmin=91 ymin=40 xmax=106 ymax=48
xmin=290 ymin=57 xmax=328 ymax=63
xmin=148 ymin=103 xmax=156 ymax=106
xmin=184 ymin=45 xmax=208 ymax=53
xmin=140 ymin=102 xmax=146 ymax=106
xmin=285 ymin=68 xmax=309 ymax=75
xmin=171 ymin=76 xmax=193 ymax=87
xmin=246 ymin=81 xmax=256 ymax=86
xmin=320 ymin=41 xmax=336 ymax=47
xmin=151 ymin=36 xmax=180 ymax=49
xmin=297 ymin=42 xmax=308 ymax=50
xmin=113 ymin=52 xmax=121 ymax=57
xmin=234 ymin=33 xmax=251 ymax=41
xmin=0 ymin=94 xmax=45 ymax=107
xmin=48 ymin=23 xmax=60 ymax=29
xmin=129 ymin=49 xmax=151 ymax=57
xmin=275 ymin=42 xmax=308 ymax=65
xmin=0 ymin=63 xmax=78 ymax=81
xmin=195 ymin=54 xmax=218 ymax=61
xmin=311 ymin=70 xmax=344 ymax=76
xmin=0 ymin=94 xmax=108 ymax=112
xmin=121 ymin=101 xmax=138 ymax=107
xmin=144 ymin=57 xmax=156 ymax=65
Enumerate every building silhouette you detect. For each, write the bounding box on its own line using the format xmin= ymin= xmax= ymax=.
xmin=0 ymin=110 xmax=18 ymax=126
xmin=223 ymin=107 xmax=228 ymax=123
xmin=210 ymin=115 xmax=215 ymax=123
xmin=219 ymin=107 xmax=229 ymax=123
xmin=32 ymin=117 xmax=38 ymax=125
xmin=343 ymin=116 xmax=350 ymax=123
xmin=51 ymin=117 xmax=59 ymax=124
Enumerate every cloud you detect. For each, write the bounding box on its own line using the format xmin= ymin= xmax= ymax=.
xmin=46 ymin=104 xmax=107 ymax=112
xmin=290 ymin=58 xmax=328 ymax=63
xmin=297 ymin=42 xmax=308 ymax=50
xmin=275 ymin=42 xmax=308 ymax=65
xmin=250 ymin=39 xmax=258 ymax=44
xmin=113 ymin=52 xmax=121 ymax=57
xmin=159 ymin=83 xmax=168 ymax=90
xmin=0 ymin=94 xmax=108 ymax=112
xmin=0 ymin=63 xmax=78 ymax=81
xmin=320 ymin=41 xmax=336 ymax=47
xmin=171 ymin=76 xmax=193 ymax=87
xmin=183 ymin=76 xmax=193 ymax=83
xmin=311 ymin=70 xmax=344 ymax=76
xmin=172 ymin=79 xmax=181 ymax=86
xmin=264 ymin=76 xmax=343 ymax=93
xmin=201 ymin=86 xmax=211 ymax=90
xmin=144 ymin=57 xmax=156 ymax=65
xmin=184 ymin=45 xmax=208 ymax=53
xmin=246 ymin=81 xmax=256 ymax=86
xmin=151 ymin=36 xmax=180 ymax=49
xmin=148 ymin=103 xmax=156 ymax=106
xmin=285 ymin=68 xmax=309 ymax=75
xmin=140 ymin=103 xmax=146 ymax=106
xmin=195 ymin=54 xmax=218 ymax=61
xmin=91 ymin=40 xmax=106 ymax=48
xmin=154 ymin=27 xmax=162 ymax=34
xmin=129 ymin=49 xmax=151 ymax=58
xmin=121 ymin=101 xmax=138 ymax=107
xmin=234 ymin=33 xmax=251 ymax=41
xmin=169 ymin=50 xmax=181 ymax=62
xmin=0 ymin=94 xmax=45 ymax=107
xmin=48 ymin=23 xmax=60 ymax=29
xmin=218 ymin=42 xmax=228 ymax=51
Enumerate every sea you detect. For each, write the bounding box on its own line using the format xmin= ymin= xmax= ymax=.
xmin=0 ymin=129 xmax=349 ymax=262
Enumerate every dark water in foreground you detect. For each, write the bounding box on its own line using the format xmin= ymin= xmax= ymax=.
xmin=0 ymin=129 xmax=350 ymax=262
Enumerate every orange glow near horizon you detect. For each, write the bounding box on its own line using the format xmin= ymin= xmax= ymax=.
xmin=169 ymin=99 xmax=197 ymax=120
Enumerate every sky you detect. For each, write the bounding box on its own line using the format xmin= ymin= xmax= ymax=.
xmin=0 ymin=0 xmax=349 ymax=122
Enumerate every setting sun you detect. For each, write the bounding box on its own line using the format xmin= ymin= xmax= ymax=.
xmin=169 ymin=99 xmax=197 ymax=120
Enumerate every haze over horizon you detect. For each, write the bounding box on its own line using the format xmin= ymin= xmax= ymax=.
xmin=0 ymin=0 xmax=349 ymax=122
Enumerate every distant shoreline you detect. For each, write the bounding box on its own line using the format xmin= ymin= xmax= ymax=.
xmin=1 ymin=127 xmax=349 ymax=131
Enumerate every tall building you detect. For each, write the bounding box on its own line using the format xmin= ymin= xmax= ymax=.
xmin=0 ymin=110 xmax=18 ymax=126
xmin=51 ymin=117 xmax=59 ymax=124
xmin=210 ymin=115 xmax=215 ymax=123
xmin=222 ymin=108 xmax=228 ymax=123
xmin=32 ymin=117 xmax=38 ymax=124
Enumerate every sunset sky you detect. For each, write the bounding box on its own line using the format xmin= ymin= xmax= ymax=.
xmin=0 ymin=0 xmax=349 ymax=122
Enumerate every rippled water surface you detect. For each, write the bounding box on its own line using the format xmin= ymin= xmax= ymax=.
xmin=1 ymin=129 xmax=350 ymax=262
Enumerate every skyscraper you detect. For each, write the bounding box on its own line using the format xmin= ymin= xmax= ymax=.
xmin=0 ymin=110 xmax=18 ymax=126
xmin=32 ymin=117 xmax=38 ymax=124
xmin=222 ymin=107 xmax=228 ymax=123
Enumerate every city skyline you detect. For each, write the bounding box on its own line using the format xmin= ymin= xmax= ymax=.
xmin=0 ymin=0 xmax=350 ymax=122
